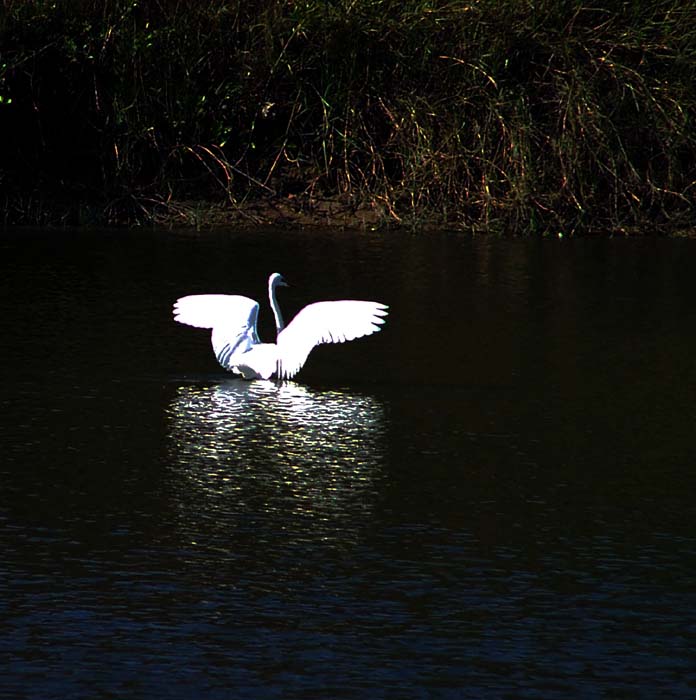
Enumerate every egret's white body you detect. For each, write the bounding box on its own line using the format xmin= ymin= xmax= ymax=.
xmin=173 ymin=273 xmax=388 ymax=380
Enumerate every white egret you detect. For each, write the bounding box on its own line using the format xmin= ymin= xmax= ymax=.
xmin=173 ymin=273 xmax=388 ymax=380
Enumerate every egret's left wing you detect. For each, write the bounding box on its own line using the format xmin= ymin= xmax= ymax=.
xmin=276 ymin=300 xmax=388 ymax=379
xmin=173 ymin=294 xmax=260 ymax=369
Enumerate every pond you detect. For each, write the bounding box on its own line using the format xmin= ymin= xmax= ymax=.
xmin=1 ymin=227 xmax=695 ymax=698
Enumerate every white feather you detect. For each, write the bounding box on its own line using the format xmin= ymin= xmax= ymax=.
xmin=276 ymin=301 xmax=389 ymax=379
xmin=233 ymin=343 xmax=278 ymax=380
xmin=173 ymin=294 xmax=258 ymax=333
xmin=173 ymin=274 xmax=388 ymax=380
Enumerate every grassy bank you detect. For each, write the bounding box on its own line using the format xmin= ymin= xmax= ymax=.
xmin=1 ymin=0 xmax=695 ymax=233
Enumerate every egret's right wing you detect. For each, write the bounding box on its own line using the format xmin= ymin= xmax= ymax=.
xmin=173 ymin=294 xmax=260 ymax=369
xmin=276 ymin=300 xmax=388 ymax=379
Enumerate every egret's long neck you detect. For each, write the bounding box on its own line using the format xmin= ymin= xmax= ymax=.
xmin=269 ymin=278 xmax=285 ymax=334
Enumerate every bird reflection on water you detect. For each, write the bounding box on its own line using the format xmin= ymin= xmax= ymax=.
xmin=165 ymin=379 xmax=386 ymax=548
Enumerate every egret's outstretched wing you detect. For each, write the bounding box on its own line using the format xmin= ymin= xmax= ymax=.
xmin=173 ymin=294 xmax=257 ymax=332
xmin=173 ymin=294 xmax=260 ymax=369
xmin=276 ymin=301 xmax=388 ymax=379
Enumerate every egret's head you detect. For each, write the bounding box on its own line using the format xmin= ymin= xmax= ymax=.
xmin=269 ymin=272 xmax=288 ymax=288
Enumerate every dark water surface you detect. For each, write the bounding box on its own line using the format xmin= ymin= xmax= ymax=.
xmin=1 ymin=228 xmax=695 ymax=698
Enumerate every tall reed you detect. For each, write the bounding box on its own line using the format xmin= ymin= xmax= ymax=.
xmin=1 ymin=0 xmax=694 ymax=231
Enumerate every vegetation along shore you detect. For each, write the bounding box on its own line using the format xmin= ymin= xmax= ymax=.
xmin=1 ymin=1 xmax=695 ymax=233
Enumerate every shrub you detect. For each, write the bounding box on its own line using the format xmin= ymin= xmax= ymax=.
xmin=1 ymin=0 xmax=694 ymax=232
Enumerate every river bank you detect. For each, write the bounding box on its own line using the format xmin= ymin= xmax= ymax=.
xmin=1 ymin=1 xmax=695 ymax=233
